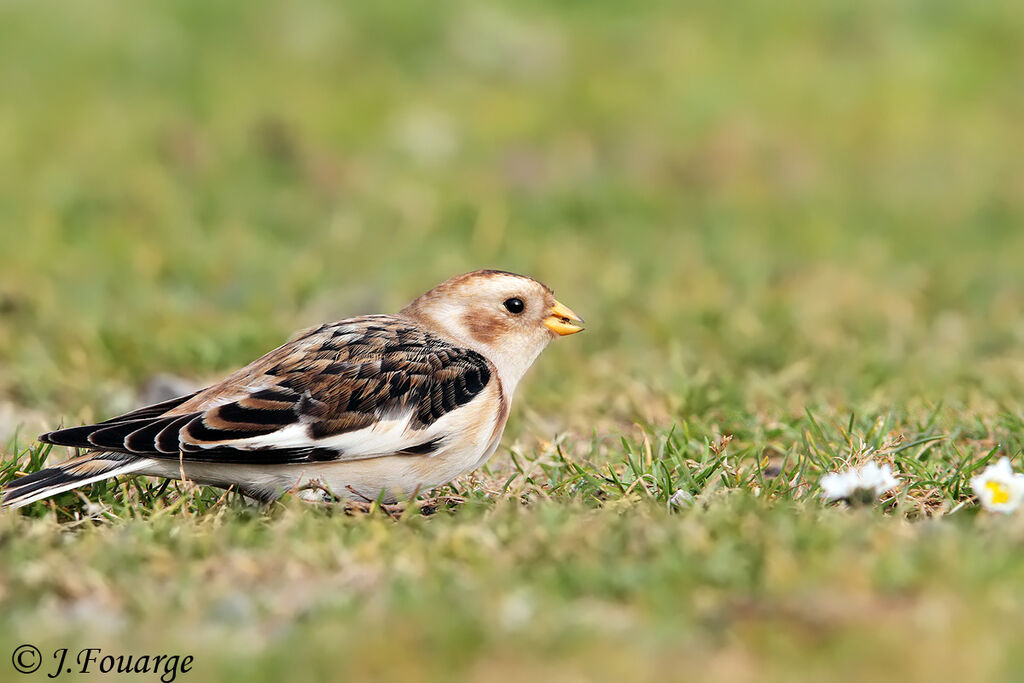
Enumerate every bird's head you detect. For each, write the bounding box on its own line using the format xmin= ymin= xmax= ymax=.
xmin=401 ymin=270 xmax=584 ymax=393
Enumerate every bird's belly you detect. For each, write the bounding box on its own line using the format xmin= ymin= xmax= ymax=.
xmin=141 ymin=439 xmax=496 ymax=504
xmin=286 ymin=446 xmax=488 ymax=502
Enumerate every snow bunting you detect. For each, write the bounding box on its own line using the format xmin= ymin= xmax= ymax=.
xmin=2 ymin=270 xmax=584 ymax=509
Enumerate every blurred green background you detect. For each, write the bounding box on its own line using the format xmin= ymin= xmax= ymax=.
xmin=2 ymin=0 xmax=1022 ymax=427
xmin=2 ymin=1 xmax=1024 ymax=681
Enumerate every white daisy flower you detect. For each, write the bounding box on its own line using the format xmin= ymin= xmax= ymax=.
xmin=821 ymin=461 xmax=900 ymax=504
xmin=970 ymin=457 xmax=1024 ymax=514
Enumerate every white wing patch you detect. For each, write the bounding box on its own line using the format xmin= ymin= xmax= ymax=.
xmin=180 ymin=394 xmax=495 ymax=463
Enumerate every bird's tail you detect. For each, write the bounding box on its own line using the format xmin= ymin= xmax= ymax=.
xmin=1 ymin=452 xmax=148 ymax=510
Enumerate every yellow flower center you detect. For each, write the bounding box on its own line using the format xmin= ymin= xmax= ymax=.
xmin=986 ymin=480 xmax=1011 ymax=505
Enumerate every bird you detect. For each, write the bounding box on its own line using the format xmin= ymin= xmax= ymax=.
xmin=1 ymin=270 xmax=584 ymax=510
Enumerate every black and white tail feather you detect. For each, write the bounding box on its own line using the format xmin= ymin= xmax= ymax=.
xmin=1 ymin=392 xmax=201 ymax=510
xmin=1 ymin=453 xmax=148 ymax=510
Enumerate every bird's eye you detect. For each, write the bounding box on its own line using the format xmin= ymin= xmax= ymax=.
xmin=503 ymin=297 xmax=525 ymax=314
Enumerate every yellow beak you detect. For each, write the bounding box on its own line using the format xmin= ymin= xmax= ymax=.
xmin=544 ymin=299 xmax=585 ymax=336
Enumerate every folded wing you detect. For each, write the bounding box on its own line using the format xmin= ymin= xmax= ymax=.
xmin=40 ymin=316 xmax=493 ymax=465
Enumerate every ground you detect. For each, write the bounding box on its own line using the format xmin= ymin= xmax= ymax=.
xmin=1 ymin=1 xmax=1024 ymax=681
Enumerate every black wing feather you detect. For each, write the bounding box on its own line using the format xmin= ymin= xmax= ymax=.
xmin=37 ymin=317 xmax=493 ymax=466
xmin=94 ymin=392 xmax=200 ymax=424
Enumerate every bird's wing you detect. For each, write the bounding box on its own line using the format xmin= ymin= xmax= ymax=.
xmin=39 ymin=316 xmax=494 ymax=465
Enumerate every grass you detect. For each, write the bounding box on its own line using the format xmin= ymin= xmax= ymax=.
xmin=2 ymin=0 xmax=1024 ymax=680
